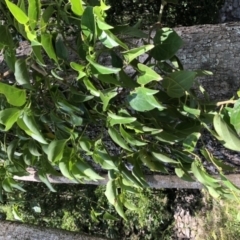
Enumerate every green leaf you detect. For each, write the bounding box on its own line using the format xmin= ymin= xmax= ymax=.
xmin=70 ymin=62 xmax=86 ymax=80
xmin=0 ymin=108 xmax=20 ymax=131
xmin=100 ymin=88 xmax=118 ymax=111
xmin=74 ymin=159 xmax=104 ymax=181
xmin=152 ymin=152 xmax=178 ymax=164
xmin=28 ymin=0 xmax=41 ymax=30
xmin=87 ymin=56 xmax=121 ymax=75
xmin=70 ymin=0 xmax=84 ymax=16
xmin=183 ymin=105 xmax=201 ymax=117
xmin=119 ymin=70 xmax=138 ymax=88
xmin=0 ymin=82 xmax=26 ymax=106
xmin=47 ymin=140 xmax=67 ymax=162
xmin=103 ymin=212 xmax=118 ymax=221
xmin=81 ymin=6 xmax=96 ymax=42
xmin=128 ymin=87 xmax=165 ymax=112
xmin=175 ymin=168 xmax=194 ymax=182
xmin=108 ymin=113 xmax=136 ymax=126
xmin=123 ymin=45 xmax=154 ymax=63
xmin=137 ymin=63 xmax=162 ymax=85
xmin=105 ymin=180 xmax=117 ymax=205
xmin=162 ymin=71 xmax=196 ymax=98
xmin=150 ymin=28 xmax=183 ymax=61
xmin=83 ymin=78 xmax=100 ymax=97
xmin=59 ymin=159 xmax=78 ymax=182
xmin=214 ymin=114 xmax=240 ymax=152
xmin=99 ymin=30 xmax=119 ymax=48
xmin=41 ymin=33 xmax=58 ymax=63
xmin=96 ymin=74 xmax=120 ymax=86
xmin=108 ymin=127 xmax=132 ymax=152
xmin=38 ymin=170 xmax=56 ymax=192
xmin=97 ymin=18 xmax=113 ymax=30
xmin=6 ymin=0 xmax=29 ymax=24
xmin=14 ymin=59 xmax=31 ymax=86
xmin=230 ymin=99 xmax=240 ymax=135
xmin=28 ymin=140 xmax=41 ymax=156
xmin=183 ymin=132 xmax=201 ymax=152
xmin=23 ymin=113 xmax=47 ymax=143
xmin=120 ymin=125 xmax=146 ymax=146
xmin=191 ymin=162 xmax=220 ymax=188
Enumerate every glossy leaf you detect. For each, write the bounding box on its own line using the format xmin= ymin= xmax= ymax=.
xmin=0 ymin=108 xmax=20 ymax=131
xmin=108 ymin=113 xmax=136 ymax=126
xmin=137 ymin=63 xmax=162 ymax=85
xmin=123 ymin=45 xmax=154 ymax=63
xmin=120 ymin=125 xmax=146 ymax=146
xmin=47 ymin=140 xmax=67 ymax=162
xmin=99 ymin=30 xmax=119 ymax=48
xmin=105 ymin=180 xmax=117 ymax=205
xmin=128 ymin=87 xmax=165 ymax=112
xmin=0 ymin=82 xmax=26 ymax=107
xmin=6 ymin=0 xmax=29 ymax=24
xmin=70 ymin=0 xmax=84 ymax=16
xmin=183 ymin=132 xmax=201 ymax=152
xmin=214 ymin=114 xmax=240 ymax=152
xmin=87 ymin=56 xmax=121 ymax=75
xmin=152 ymin=152 xmax=178 ymax=164
xmin=162 ymin=71 xmax=196 ymax=98
xmin=74 ymin=159 xmax=104 ymax=181
xmin=108 ymin=127 xmax=132 ymax=152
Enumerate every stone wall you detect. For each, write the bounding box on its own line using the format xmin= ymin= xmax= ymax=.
xmin=174 ymin=22 xmax=240 ymax=100
xmin=220 ymin=0 xmax=240 ymax=22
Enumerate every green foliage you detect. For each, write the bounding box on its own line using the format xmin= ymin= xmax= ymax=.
xmin=0 ymin=183 xmax=174 ymax=239
xmin=0 ymin=0 xmax=239 ymax=220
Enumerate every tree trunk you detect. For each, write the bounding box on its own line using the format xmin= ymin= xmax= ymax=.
xmin=0 ymin=220 xmax=107 ymax=240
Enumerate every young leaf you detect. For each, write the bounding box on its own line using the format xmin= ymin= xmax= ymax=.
xmin=162 ymin=71 xmax=196 ymax=98
xmin=100 ymin=88 xmax=118 ymax=111
xmin=214 ymin=114 xmax=240 ymax=152
xmin=108 ymin=113 xmax=136 ymax=126
xmin=123 ymin=45 xmax=154 ymax=63
xmin=0 ymin=108 xmax=20 ymax=131
xmin=5 ymin=0 xmax=29 ymax=24
xmin=87 ymin=56 xmax=121 ymax=75
xmin=105 ymin=180 xmax=117 ymax=205
xmin=47 ymin=139 xmax=67 ymax=162
xmin=83 ymin=78 xmax=100 ymax=97
xmin=99 ymin=30 xmax=119 ymax=48
xmin=0 ymin=82 xmax=26 ymax=106
xmin=103 ymin=212 xmax=118 ymax=221
xmin=108 ymin=127 xmax=132 ymax=152
xmin=70 ymin=0 xmax=84 ymax=16
xmin=137 ymin=63 xmax=162 ymax=85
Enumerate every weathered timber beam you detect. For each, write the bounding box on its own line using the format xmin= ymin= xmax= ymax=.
xmin=13 ymin=168 xmax=240 ymax=189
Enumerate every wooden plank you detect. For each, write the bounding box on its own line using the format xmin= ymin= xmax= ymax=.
xmin=13 ymin=168 xmax=240 ymax=189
